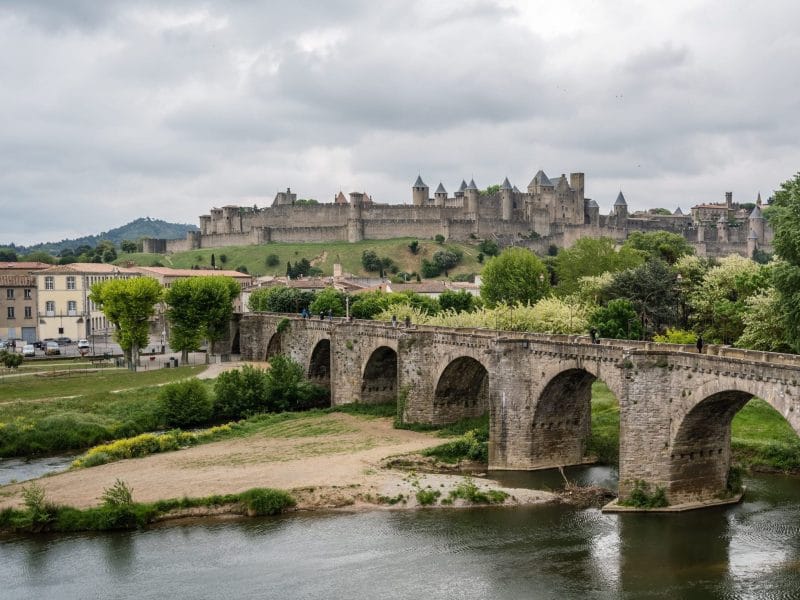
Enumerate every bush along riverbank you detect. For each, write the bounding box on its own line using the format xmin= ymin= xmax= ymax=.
xmin=0 ymin=480 xmax=296 ymax=534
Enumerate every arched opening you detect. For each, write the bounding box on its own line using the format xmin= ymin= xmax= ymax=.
xmin=266 ymin=332 xmax=282 ymax=360
xmin=669 ymin=391 xmax=753 ymax=504
xmin=230 ymin=329 xmax=240 ymax=355
xmin=308 ymin=339 xmax=331 ymax=391
xmin=361 ymin=346 xmax=398 ymax=404
xmin=531 ymin=369 xmax=597 ymax=467
xmin=433 ymin=356 xmax=489 ymax=424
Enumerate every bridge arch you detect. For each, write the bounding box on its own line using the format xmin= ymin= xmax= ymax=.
xmin=433 ymin=356 xmax=489 ymax=423
xmin=361 ymin=345 xmax=398 ymax=405
xmin=308 ymin=339 xmax=331 ymax=393
xmin=266 ymin=332 xmax=282 ymax=360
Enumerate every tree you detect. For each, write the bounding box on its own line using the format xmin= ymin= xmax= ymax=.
xmin=90 ymin=277 xmax=163 ymax=368
xmin=120 ymin=240 xmax=138 ymax=254
xmin=160 ymin=380 xmax=213 ymax=427
xmin=432 ymin=249 xmax=463 ymax=272
xmin=0 ymin=350 xmax=23 ymax=369
xmin=736 ymin=288 xmax=793 ymax=352
xmin=589 ymin=299 xmax=642 ymax=340
xmin=767 ymin=172 xmax=800 ymax=351
xmin=554 ymin=237 xmax=643 ymax=295
xmin=265 ymin=354 xmax=329 ymax=411
xmin=434 ymin=234 xmax=445 ymax=244
xmin=248 ymin=286 xmax=315 ymax=313
xmin=0 ymin=248 xmax=17 ymax=261
xmin=480 ymin=247 xmax=549 ymax=307
xmin=309 ymin=287 xmax=345 ymax=317
xmin=164 ymin=276 xmax=240 ymax=364
xmin=211 ymin=253 xmax=216 ymax=269
xmin=23 ymin=251 xmax=55 ymax=264
xmin=408 ymin=240 xmax=419 ymax=254
xmin=438 ymin=290 xmax=477 ymax=313
xmin=623 ymin=231 xmax=694 ymax=264
xmin=214 ymin=365 xmax=270 ymax=420
xmin=477 ymin=239 xmax=500 ymax=257
xmin=266 ymin=253 xmax=281 ymax=267
xmin=605 ymin=259 xmax=680 ymax=336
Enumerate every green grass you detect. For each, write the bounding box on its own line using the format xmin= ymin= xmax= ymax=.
xmin=117 ymin=238 xmax=483 ymax=279
xmin=588 ymin=382 xmax=620 ymax=465
xmin=0 ymin=367 xmax=205 ymax=457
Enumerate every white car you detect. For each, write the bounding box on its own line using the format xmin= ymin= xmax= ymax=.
xmin=77 ymin=339 xmax=90 ymax=349
xmin=22 ymin=344 xmax=35 ymax=357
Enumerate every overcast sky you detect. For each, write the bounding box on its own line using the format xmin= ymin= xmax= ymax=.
xmin=2 ymin=1 xmax=799 ymax=246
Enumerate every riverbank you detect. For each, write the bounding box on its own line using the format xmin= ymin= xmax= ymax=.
xmin=0 ymin=413 xmax=558 ymax=527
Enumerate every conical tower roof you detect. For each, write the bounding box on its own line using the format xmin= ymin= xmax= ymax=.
xmin=673 ymin=207 xmax=683 ymax=215
xmin=614 ymin=191 xmax=627 ymax=206
xmin=435 ymin=182 xmax=446 ymax=194
xmin=501 ymin=177 xmax=512 ymax=190
xmin=749 ymin=205 xmax=763 ymax=219
xmin=458 ymin=180 xmax=468 ymax=192
xmin=466 ymin=179 xmax=478 ymax=191
xmin=413 ymin=175 xmax=427 ymax=188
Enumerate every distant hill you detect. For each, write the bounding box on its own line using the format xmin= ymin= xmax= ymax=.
xmin=20 ymin=218 xmax=198 ymax=254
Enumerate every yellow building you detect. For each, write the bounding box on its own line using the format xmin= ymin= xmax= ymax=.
xmin=35 ymin=263 xmax=138 ymax=340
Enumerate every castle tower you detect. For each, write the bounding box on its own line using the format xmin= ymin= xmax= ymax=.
xmin=501 ymin=177 xmax=513 ymax=221
xmin=716 ymin=214 xmax=728 ymax=243
xmin=465 ymin=179 xmax=479 ymax=217
xmin=747 ymin=229 xmax=759 ymax=258
xmin=613 ymin=191 xmax=628 ymax=223
xmin=749 ymin=204 xmax=765 ymax=242
xmin=570 ymin=173 xmax=585 ymax=205
xmin=454 ymin=179 xmax=467 ymax=199
xmin=434 ymin=182 xmax=447 ymax=207
xmin=412 ymin=175 xmax=429 ymax=207
xmin=348 ymin=192 xmax=364 ymax=242
xmin=585 ymin=199 xmax=600 ymax=226
xmin=725 ymin=191 xmax=734 ymax=220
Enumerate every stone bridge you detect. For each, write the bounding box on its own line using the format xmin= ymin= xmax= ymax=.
xmin=239 ymin=314 xmax=800 ymax=508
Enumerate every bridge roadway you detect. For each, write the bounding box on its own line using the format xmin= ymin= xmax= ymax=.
xmin=238 ymin=313 xmax=800 ymax=508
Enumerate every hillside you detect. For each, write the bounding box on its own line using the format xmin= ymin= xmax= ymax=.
xmin=21 ymin=218 xmax=198 ymax=254
xmin=115 ymin=238 xmax=484 ymax=279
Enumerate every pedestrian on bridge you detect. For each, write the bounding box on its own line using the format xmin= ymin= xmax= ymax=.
xmin=696 ymin=334 xmax=703 ymax=353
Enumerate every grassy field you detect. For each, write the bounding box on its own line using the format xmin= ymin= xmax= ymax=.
xmin=116 ymin=238 xmax=484 ymax=278
xmin=0 ymin=366 xmax=205 ymax=457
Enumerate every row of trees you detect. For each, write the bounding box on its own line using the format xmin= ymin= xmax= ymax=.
xmin=89 ymin=276 xmax=240 ymax=367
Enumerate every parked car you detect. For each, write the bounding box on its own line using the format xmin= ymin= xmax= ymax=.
xmin=32 ymin=340 xmax=45 ymax=349
xmin=56 ymin=337 xmax=72 ymax=346
xmin=0 ymin=340 xmax=7 ymax=350
xmin=22 ymin=344 xmax=35 ymax=357
xmin=77 ymin=339 xmax=90 ymax=349
xmin=45 ymin=341 xmax=61 ymax=356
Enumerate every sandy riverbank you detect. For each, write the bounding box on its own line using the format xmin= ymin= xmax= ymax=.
xmin=0 ymin=413 xmax=558 ymax=514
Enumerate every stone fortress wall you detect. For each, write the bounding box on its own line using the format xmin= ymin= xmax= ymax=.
xmin=143 ymin=170 xmax=772 ymax=258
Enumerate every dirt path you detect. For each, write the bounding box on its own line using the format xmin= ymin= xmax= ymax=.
xmin=0 ymin=413 xmax=556 ymax=512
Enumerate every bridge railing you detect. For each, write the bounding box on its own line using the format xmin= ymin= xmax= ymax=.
xmin=244 ymin=312 xmax=800 ymax=366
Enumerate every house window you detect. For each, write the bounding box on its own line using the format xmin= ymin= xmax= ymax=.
xmin=45 ymin=276 xmax=54 ymax=290
xmin=45 ymin=301 xmax=55 ymax=316
xmin=7 ymin=307 xmax=14 ymax=319
xmin=24 ymin=289 xmax=31 ymax=299
xmin=6 ymin=288 xmax=13 ymax=300
xmin=67 ymin=276 xmax=76 ymax=290
xmin=67 ymin=300 xmax=77 ymax=315
xmin=24 ymin=306 xmax=32 ymax=319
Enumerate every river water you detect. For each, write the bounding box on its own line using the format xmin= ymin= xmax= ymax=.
xmin=2 ymin=469 xmax=799 ymax=599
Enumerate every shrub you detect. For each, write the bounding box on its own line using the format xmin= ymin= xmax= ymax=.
xmin=266 ymin=253 xmax=281 ymax=267
xmin=265 ymin=354 xmax=329 ymax=411
xmin=214 ymin=365 xmax=269 ymax=420
xmin=102 ymin=479 xmax=134 ymax=507
xmin=622 ymin=480 xmax=669 ymax=508
xmin=415 ymin=488 xmax=441 ymax=506
xmin=240 ymin=488 xmax=296 ymax=516
xmin=448 ymin=477 xmax=508 ymax=504
xmin=160 ymin=379 xmax=213 ymax=427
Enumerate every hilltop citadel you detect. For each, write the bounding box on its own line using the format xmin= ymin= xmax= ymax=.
xmin=144 ymin=169 xmax=771 ymax=258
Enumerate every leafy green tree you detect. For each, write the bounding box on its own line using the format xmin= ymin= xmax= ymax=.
xmin=605 ymin=259 xmax=680 ymax=336
xmin=90 ymin=277 xmax=163 ymax=368
xmin=438 ymin=290 xmax=477 ymax=313
xmin=480 ymin=184 xmax=501 ymax=196
xmin=350 ymin=290 xmax=396 ymax=319
xmin=688 ymin=255 xmax=769 ymax=344
xmin=265 ymin=253 xmax=281 ymax=267
xmin=164 ymin=276 xmax=240 ymax=364
xmin=767 ymin=172 xmax=800 ymax=351
xmin=247 ymin=286 xmax=315 ymax=313
xmin=432 ymin=249 xmax=463 ymax=273
xmin=23 ymin=250 xmax=55 ymax=264
xmin=554 ymin=237 xmax=643 ymax=295
xmin=477 ymin=239 xmax=499 ymax=257
xmin=120 ymin=240 xmax=138 ymax=253
xmin=400 ymin=291 xmax=440 ymax=315
xmin=623 ymin=231 xmax=694 ymax=264
xmin=434 ymin=234 xmax=445 ymax=244
xmin=653 ymin=328 xmax=697 ymax=344
xmin=736 ymin=288 xmax=793 ymax=352
xmin=361 ymin=250 xmax=382 ymax=272
xmin=408 ymin=240 xmax=419 ymax=254
xmin=309 ymin=287 xmax=345 ymax=317
xmin=0 ymin=248 xmax=18 ymax=261
xmin=589 ymin=299 xmax=642 ymax=340
xmin=480 ymin=247 xmax=549 ymax=307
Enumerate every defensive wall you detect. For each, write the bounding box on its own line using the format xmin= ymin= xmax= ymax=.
xmin=238 ymin=313 xmax=800 ymax=509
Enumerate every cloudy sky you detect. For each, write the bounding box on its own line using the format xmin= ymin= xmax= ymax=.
xmin=2 ymin=1 xmax=799 ymax=245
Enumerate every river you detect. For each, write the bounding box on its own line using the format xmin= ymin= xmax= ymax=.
xmin=2 ymin=468 xmax=799 ymax=599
